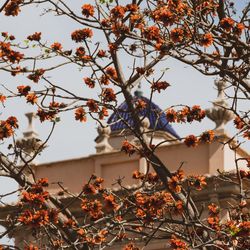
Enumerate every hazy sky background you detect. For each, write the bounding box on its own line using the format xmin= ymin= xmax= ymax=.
xmin=0 ymin=0 xmax=249 ymax=245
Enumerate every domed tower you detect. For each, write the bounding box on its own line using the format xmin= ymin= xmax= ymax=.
xmin=95 ymin=89 xmax=180 ymax=152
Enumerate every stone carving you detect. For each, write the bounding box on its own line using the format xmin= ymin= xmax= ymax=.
xmin=95 ymin=124 xmax=113 ymax=153
xmin=206 ymin=79 xmax=234 ymax=131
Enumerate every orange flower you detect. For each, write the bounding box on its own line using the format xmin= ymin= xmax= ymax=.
xmin=170 ymin=28 xmax=184 ymax=43
xmin=51 ymin=42 xmax=62 ymax=51
xmin=99 ymin=107 xmax=108 ymax=120
xmin=234 ymin=23 xmax=245 ymax=36
xmin=208 ymin=203 xmax=220 ymax=215
xmin=27 ymin=32 xmax=41 ymax=42
xmin=82 ymin=183 xmax=96 ymax=195
xmin=81 ymin=4 xmax=94 ymax=17
xmin=18 ymin=209 xmax=50 ymax=227
xmin=104 ymin=194 xmax=118 ymax=211
xmin=121 ymin=140 xmax=136 ymax=156
xmin=189 ymin=175 xmax=207 ymax=190
xmin=132 ymin=170 xmax=145 ymax=180
xmin=102 ymin=88 xmax=116 ymax=102
xmin=188 ymin=105 xmax=205 ymax=122
xmin=26 ymin=93 xmax=38 ymax=105
xmin=170 ymin=235 xmax=188 ymax=250
xmin=17 ymin=85 xmax=31 ymax=96
xmin=38 ymin=178 xmax=49 ymax=187
xmin=144 ymin=26 xmax=160 ymax=41
xmin=97 ymin=49 xmax=106 ymax=58
xmin=151 ymin=81 xmax=170 ymax=93
xmin=166 ymin=109 xmax=177 ymax=123
xmin=105 ymin=67 xmax=118 ymax=81
xmin=111 ymin=6 xmax=126 ymax=19
xmin=234 ymin=116 xmax=245 ymax=129
xmin=86 ymin=99 xmax=98 ymax=112
xmin=81 ymin=199 xmax=103 ymax=220
xmin=6 ymin=116 xmax=18 ymax=129
xmin=24 ymin=244 xmax=39 ymax=250
xmin=123 ymin=243 xmax=140 ymax=250
xmin=0 ymin=121 xmax=14 ymax=139
xmin=0 ymin=94 xmax=6 ymax=104
xmin=27 ymin=69 xmax=45 ymax=83
xmin=152 ymin=7 xmax=174 ymax=26
xmin=75 ymin=107 xmax=87 ymax=122
xmin=199 ymin=130 xmax=215 ymax=143
xmin=200 ymin=33 xmax=213 ymax=47
xmin=126 ymin=4 xmax=139 ymax=12
xmin=168 ymin=176 xmax=181 ymax=193
xmin=0 ymin=42 xmax=24 ymax=63
xmin=4 ymin=0 xmax=22 ymax=16
xmin=83 ymin=77 xmax=95 ymax=88
xmin=184 ymin=135 xmax=198 ymax=147
xmin=207 ymin=216 xmax=220 ymax=230
xmin=37 ymin=109 xmax=57 ymax=122
xmin=220 ymin=17 xmax=235 ymax=32
xmin=71 ymin=28 xmax=93 ymax=42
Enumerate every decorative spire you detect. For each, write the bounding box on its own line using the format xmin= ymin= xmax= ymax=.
xmin=206 ymin=79 xmax=234 ymax=131
xmin=23 ymin=112 xmax=38 ymax=138
xmin=16 ymin=112 xmax=43 ymax=163
xmin=95 ymin=124 xmax=113 ymax=153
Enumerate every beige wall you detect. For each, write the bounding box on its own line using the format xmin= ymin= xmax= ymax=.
xmin=35 ymin=140 xmax=249 ymax=194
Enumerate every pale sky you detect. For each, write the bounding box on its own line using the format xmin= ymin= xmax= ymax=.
xmin=0 ymin=0 xmax=249 ymax=245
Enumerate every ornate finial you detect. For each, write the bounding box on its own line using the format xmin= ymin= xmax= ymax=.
xmin=95 ymin=124 xmax=113 ymax=153
xmin=134 ymin=83 xmax=143 ymax=97
xmin=140 ymin=117 xmax=150 ymax=132
xmin=16 ymin=112 xmax=43 ymax=163
xmin=23 ymin=112 xmax=38 ymax=138
xmin=206 ymin=79 xmax=234 ymax=131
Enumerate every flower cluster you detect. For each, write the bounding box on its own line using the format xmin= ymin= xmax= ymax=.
xmin=170 ymin=235 xmax=188 ymax=250
xmin=81 ymin=4 xmax=94 ymax=17
xmin=0 ymin=116 xmax=19 ymax=140
xmin=188 ymin=175 xmax=207 ymax=191
xmin=200 ymin=33 xmax=213 ymax=47
xmin=86 ymin=99 xmax=98 ymax=112
xmin=123 ymin=243 xmax=140 ymax=250
xmin=166 ymin=106 xmax=206 ymax=123
xmin=4 ymin=0 xmax=22 ymax=16
xmin=26 ymin=92 xmax=38 ymax=105
xmin=27 ymin=69 xmax=45 ymax=83
xmin=17 ymin=85 xmax=31 ymax=96
xmin=207 ymin=203 xmax=220 ymax=230
xmin=132 ymin=170 xmax=159 ymax=184
xmin=101 ymin=88 xmax=116 ymax=102
xmin=75 ymin=107 xmax=87 ymax=122
xmin=151 ymin=81 xmax=170 ymax=93
xmin=20 ymin=178 xmax=49 ymax=206
xmin=27 ymin=32 xmax=41 ymax=42
xmin=18 ymin=179 xmax=58 ymax=228
xmin=121 ymin=140 xmax=136 ymax=156
xmin=168 ymin=168 xmax=185 ymax=193
xmin=83 ymin=77 xmax=95 ymax=88
xmin=0 ymin=41 xmax=24 ymax=63
xmin=134 ymin=190 xmax=182 ymax=222
xmin=82 ymin=176 xmax=104 ymax=195
xmin=51 ymin=42 xmax=62 ymax=51
xmin=184 ymin=130 xmax=215 ymax=147
xmin=36 ymin=109 xmax=57 ymax=122
xmin=71 ymin=28 xmax=93 ymax=42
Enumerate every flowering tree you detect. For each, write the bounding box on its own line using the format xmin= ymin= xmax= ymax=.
xmin=0 ymin=0 xmax=249 ymax=249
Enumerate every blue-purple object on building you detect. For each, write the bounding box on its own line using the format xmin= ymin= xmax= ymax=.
xmin=107 ymin=91 xmax=180 ymax=139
